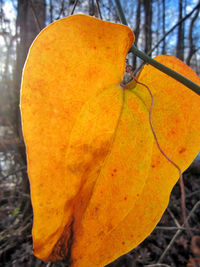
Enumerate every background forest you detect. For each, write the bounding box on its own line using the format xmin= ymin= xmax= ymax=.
xmin=0 ymin=0 xmax=200 ymax=266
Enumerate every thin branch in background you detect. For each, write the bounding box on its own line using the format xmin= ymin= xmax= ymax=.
xmin=132 ymin=0 xmax=141 ymax=69
xmin=144 ymin=264 xmax=171 ymax=267
xmin=1 ymin=166 xmax=27 ymax=180
xmin=56 ymin=0 xmax=66 ymax=20
xmin=114 ymin=0 xmax=200 ymax=96
xmin=70 ymin=0 xmax=79 ymax=15
xmin=151 ymin=0 xmax=200 ymax=56
xmin=96 ymin=0 xmax=102 ymax=19
xmin=114 ymin=0 xmax=128 ymax=25
xmin=126 ymin=66 xmax=192 ymax=239
xmin=49 ymin=0 xmax=53 ymax=23
xmin=157 ymin=200 xmax=200 ymax=263
xmin=186 ymin=2 xmax=200 ymax=65
xmin=167 ymin=208 xmax=181 ymax=228
xmin=186 ymin=189 xmax=200 ymax=199
xmin=156 ymin=226 xmax=199 ymax=232
xmin=134 ymin=0 xmax=200 ymax=74
xmin=29 ymin=0 xmax=42 ymax=32
xmin=179 ymin=174 xmax=192 ymax=237
xmin=156 ymin=226 xmax=185 ymax=231
xmin=162 ymin=0 xmax=166 ymax=54
xmin=1 ymin=192 xmax=30 ymax=200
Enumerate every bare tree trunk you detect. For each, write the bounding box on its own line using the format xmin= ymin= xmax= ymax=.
xmin=89 ymin=0 xmax=98 ymax=16
xmin=133 ymin=0 xmax=141 ymax=69
xmin=162 ymin=0 xmax=166 ymax=54
xmin=156 ymin=0 xmax=161 ymax=55
xmin=143 ymin=0 xmax=152 ymax=56
xmin=49 ymin=0 xmax=53 ymax=23
xmin=194 ymin=52 xmax=200 ymax=75
xmin=186 ymin=2 xmax=200 ymax=66
xmin=14 ymin=0 xmax=45 ymax=159
xmin=14 ymin=0 xmax=46 ymax=218
xmin=176 ymin=0 xmax=185 ymax=60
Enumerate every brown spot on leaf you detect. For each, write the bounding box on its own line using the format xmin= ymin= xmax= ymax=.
xmin=98 ymin=230 xmax=104 ymax=236
xmin=107 ymin=223 xmax=113 ymax=231
xmin=95 ymin=206 xmax=99 ymax=212
xmin=179 ymin=147 xmax=186 ymax=154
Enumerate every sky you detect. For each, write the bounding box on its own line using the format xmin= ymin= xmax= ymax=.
xmin=2 ymin=0 xmax=16 ymax=25
xmin=1 ymin=0 xmax=200 ymax=62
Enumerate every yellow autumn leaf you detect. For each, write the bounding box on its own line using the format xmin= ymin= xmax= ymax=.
xmin=20 ymin=14 xmax=200 ymax=267
xmin=77 ymin=55 xmax=200 ymax=267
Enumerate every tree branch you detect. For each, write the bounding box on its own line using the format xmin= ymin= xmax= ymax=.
xmin=151 ymin=0 xmax=200 ymax=56
xmin=114 ymin=0 xmax=200 ymax=96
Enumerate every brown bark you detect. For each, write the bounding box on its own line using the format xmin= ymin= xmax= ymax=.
xmin=162 ymin=0 xmax=166 ymax=54
xmin=14 ymin=0 xmax=46 ymax=218
xmin=186 ymin=2 xmax=200 ymax=66
xmin=176 ymin=0 xmax=185 ymax=60
xmin=89 ymin=0 xmax=98 ymax=17
xmin=143 ymin=0 xmax=152 ymax=56
xmin=156 ymin=0 xmax=161 ymax=55
xmin=133 ymin=0 xmax=141 ymax=69
xmin=14 ymin=0 xmax=46 ymax=142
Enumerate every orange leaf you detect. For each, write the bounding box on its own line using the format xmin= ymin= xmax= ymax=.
xmin=79 ymin=56 xmax=200 ymax=266
xmin=20 ymin=14 xmax=200 ymax=267
xmin=70 ymin=88 xmax=153 ymax=266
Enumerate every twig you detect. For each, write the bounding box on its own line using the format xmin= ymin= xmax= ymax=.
xmin=144 ymin=264 xmax=171 ymax=267
xmin=1 ymin=166 xmax=27 ymax=180
xmin=179 ymin=174 xmax=192 ymax=237
xmin=114 ymin=0 xmax=128 ymax=25
xmin=157 ymin=228 xmax=180 ymax=263
xmin=114 ymin=0 xmax=200 ymax=96
xmin=167 ymin=208 xmax=181 ymax=228
xmin=185 ymin=201 xmax=200 ymax=225
xmin=96 ymin=0 xmax=102 ymax=19
xmin=186 ymin=190 xmax=200 ymax=199
xmin=157 ymin=201 xmax=200 ymax=263
xmin=56 ymin=0 xmax=66 ymax=20
xmin=155 ymin=227 xmax=199 ymax=234
xmin=156 ymin=226 xmax=186 ymax=231
xmin=0 ymin=193 xmax=30 ymax=201
xmin=70 ymin=0 xmax=79 ymax=15
xmin=134 ymin=1 xmax=200 ymax=75
xmin=150 ymin=1 xmax=200 ymax=56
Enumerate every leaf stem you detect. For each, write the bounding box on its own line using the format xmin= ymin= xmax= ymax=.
xmin=131 ymin=45 xmax=200 ymax=96
xmin=114 ymin=0 xmax=200 ymax=96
